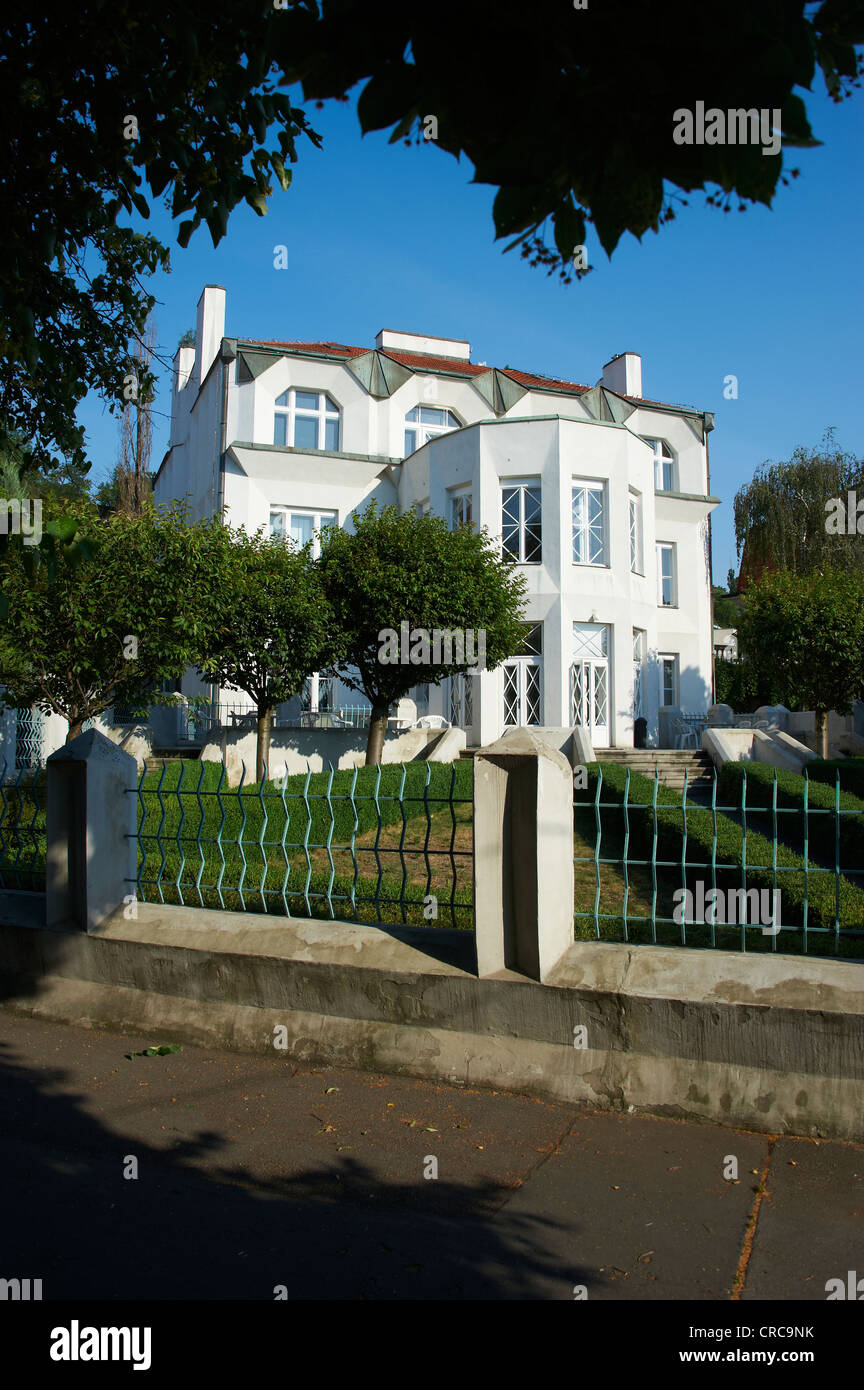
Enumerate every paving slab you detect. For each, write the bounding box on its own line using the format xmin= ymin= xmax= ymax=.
xmin=740 ymin=1134 xmax=864 ymax=1301
xmin=0 ymin=1008 xmax=861 ymax=1301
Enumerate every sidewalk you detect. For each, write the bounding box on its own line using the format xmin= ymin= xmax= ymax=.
xmin=0 ymin=1009 xmax=860 ymax=1301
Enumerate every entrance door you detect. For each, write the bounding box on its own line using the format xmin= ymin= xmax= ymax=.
xmin=572 ymin=624 xmax=610 ymax=747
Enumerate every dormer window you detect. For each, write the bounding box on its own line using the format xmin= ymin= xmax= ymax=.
xmin=646 ymin=438 xmax=677 ymax=492
xmin=274 ymin=389 xmax=340 ymax=450
xmin=404 ymin=406 xmax=461 ymax=457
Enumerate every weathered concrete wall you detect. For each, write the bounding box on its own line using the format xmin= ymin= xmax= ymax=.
xmin=1 ymin=894 xmax=862 ymax=1142
xmin=198 ymin=725 xmax=463 ymax=783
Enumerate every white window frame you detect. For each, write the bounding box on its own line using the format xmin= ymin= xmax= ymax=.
xmin=629 ymin=490 xmax=643 ymax=574
xmin=657 ymin=542 xmax=677 ymax=607
xmin=502 ymin=623 xmax=543 ymax=727
xmin=274 ymin=389 xmax=341 ymax=451
xmin=269 ymin=507 xmax=338 ymax=559
xmin=404 ymin=405 xmax=461 ymax=458
xmin=572 ymin=478 xmax=608 ymax=567
xmin=449 ymin=488 xmax=473 ymax=530
xmin=501 ymin=481 xmax=542 ymax=564
xmin=659 ymin=653 xmax=680 ymax=708
xmin=646 ymin=438 xmax=677 ymax=492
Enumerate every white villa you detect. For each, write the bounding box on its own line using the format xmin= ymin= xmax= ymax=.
xmin=152 ymin=284 xmax=717 ymax=752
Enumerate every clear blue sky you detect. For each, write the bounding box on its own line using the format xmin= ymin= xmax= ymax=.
xmin=78 ymin=82 xmax=863 ymax=587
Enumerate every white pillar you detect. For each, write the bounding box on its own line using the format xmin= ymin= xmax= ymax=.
xmin=473 ymin=729 xmax=574 ymax=981
xmin=46 ymin=730 xmax=138 ymax=933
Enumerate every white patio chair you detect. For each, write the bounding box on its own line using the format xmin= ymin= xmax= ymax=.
xmin=415 ymin=715 xmax=451 ymax=730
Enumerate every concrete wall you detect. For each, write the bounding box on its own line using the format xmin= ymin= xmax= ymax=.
xmin=2 ymin=898 xmax=863 ymax=1141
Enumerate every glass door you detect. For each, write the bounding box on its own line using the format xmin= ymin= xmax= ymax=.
xmin=572 ymin=624 xmax=611 ymax=747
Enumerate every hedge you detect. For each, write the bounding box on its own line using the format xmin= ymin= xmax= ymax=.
xmin=582 ymin=762 xmax=864 ymax=933
xmin=717 ymin=760 xmax=864 ymax=867
xmin=806 ymin=757 xmax=864 ymax=802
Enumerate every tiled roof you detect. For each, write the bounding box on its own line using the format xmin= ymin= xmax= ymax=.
xmin=242 ymin=339 xmax=699 ymax=412
xmin=245 ymin=337 xmax=592 ymax=394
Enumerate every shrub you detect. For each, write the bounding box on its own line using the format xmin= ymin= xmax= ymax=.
xmin=717 ymin=760 xmax=864 ymax=866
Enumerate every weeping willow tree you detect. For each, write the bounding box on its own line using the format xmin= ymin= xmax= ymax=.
xmin=734 ymin=430 xmax=864 ymax=585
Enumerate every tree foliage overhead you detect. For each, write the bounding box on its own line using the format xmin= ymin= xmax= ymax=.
xmin=278 ymin=0 xmax=863 ymax=276
xmin=734 ymin=429 xmax=864 ymax=582
xmin=1 ymin=3 xmax=860 ymax=471
xmin=0 ymin=5 xmax=319 ymax=472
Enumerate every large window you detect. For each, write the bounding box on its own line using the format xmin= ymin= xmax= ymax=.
xmin=572 ymin=480 xmax=608 ymax=566
xmin=629 ymin=491 xmax=643 ymax=574
xmin=503 ymin=623 xmax=543 ymax=726
xmin=270 ymin=508 xmax=337 ymax=558
xmin=274 ymin=389 xmax=340 ymax=451
xmin=646 ymin=438 xmax=676 ymax=492
xmin=502 ymin=483 xmax=542 ymax=563
xmin=657 ymin=542 xmax=677 ymax=607
xmin=404 ymin=405 xmax=461 ymax=457
xmin=659 ymin=653 xmax=680 ymax=707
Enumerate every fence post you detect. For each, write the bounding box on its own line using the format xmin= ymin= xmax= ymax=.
xmin=46 ymin=730 xmax=138 ymax=933
xmin=473 ymin=729 xmax=574 ymax=981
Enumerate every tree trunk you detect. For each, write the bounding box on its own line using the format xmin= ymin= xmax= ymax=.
xmin=66 ymin=718 xmax=83 ymax=743
xmin=814 ymin=707 xmax=829 ymax=759
xmin=364 ymin=701 xmax=390 ymax=766
xmin=256 ymin=705 xmax=272 ymax=784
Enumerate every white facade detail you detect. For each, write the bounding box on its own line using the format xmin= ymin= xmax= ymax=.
xmin=154 ymin=286 xmax=718 ymax=748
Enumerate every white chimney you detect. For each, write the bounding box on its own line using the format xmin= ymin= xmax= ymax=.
xmin=195 ymin=285 xmax=226 ymax=385
xmin=375 ymin=328 xmax=471 ymax=361
xmin=601 ymin=351 xmax=642 ymax=398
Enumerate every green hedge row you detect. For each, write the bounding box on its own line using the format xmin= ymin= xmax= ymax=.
xmin=582 ymin=762 xmax=864 ymax=932
xmin=717 ymin=761 xmax=864 ymax=866
xmin=806 ymin=757 xmax=864 ymax=802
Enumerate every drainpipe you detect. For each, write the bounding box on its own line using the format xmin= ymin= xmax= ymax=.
xmin=704 ymin=411 xmax=716 ymax=704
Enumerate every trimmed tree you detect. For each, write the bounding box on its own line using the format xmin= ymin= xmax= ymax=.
xmin=196 ymin=527 xmax=343 ymax=783
xmin=737 ymin=568 xmax=864 ymax=757
xmin=317 ymin=503 xmax=527 ymax=765
xmin=0 ymin=500 xmax=226 ymax=740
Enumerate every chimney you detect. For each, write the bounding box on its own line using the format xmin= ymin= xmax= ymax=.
xmin=195 ymin=285 xmax=226 ymax=385
xmin=600 ymin=351 xmax=642 ymax=398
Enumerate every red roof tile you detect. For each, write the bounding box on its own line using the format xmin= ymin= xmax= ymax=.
xmin=241 ymin=339 xmax=697 ymax=412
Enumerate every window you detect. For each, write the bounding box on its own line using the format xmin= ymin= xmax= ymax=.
xmin=274 ymin=389 xmax=340 ymax=451
xmin=502 ymin=483 xmax=542 ymax=563
xmin=449 ymin=673 xmax=474 ymax=729
xmin=404 ymin=405 xmax=461 ymax=457
xmin=572 ymin=480 xmax=608 ymax=566
xmin=657 ymin=542 xmax=677 ymax=607
xmin=629 ymin=491 xmax=643 ymax=574
xmin=659 ymin=654 xmax=679 ymax=707
xmin=502 ymin=623 xmax=543 ymax=726
xmin=646 ymin=438 xmax=676 ymax=492
xmin=450 ymin=490 xmax=473 ymax=529
xmin=632 ymin=628 xmax=646 ymax=718
xmin=270 ymin=508 xmax=337 ymax=558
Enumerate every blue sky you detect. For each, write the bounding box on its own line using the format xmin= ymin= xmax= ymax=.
xmin=78 ymin=82 xmax=863 ymax=587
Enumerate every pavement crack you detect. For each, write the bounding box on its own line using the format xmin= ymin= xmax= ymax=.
xmin=730 ymin=1135 xmax=777 ymax=1300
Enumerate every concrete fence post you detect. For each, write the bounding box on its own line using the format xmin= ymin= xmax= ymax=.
xmin=46 ymin=730 xmax=138 ymax=933
xmin=473 ymin=729 xmax=574 ymax=981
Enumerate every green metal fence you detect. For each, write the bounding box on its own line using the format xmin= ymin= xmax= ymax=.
xmin=574 ymin=763 xmax=864 ymax=958
xmin=0 ymin=760 xmax=46 ymax=891
xmin=131 ymin=759 xmax=474 ymax=929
